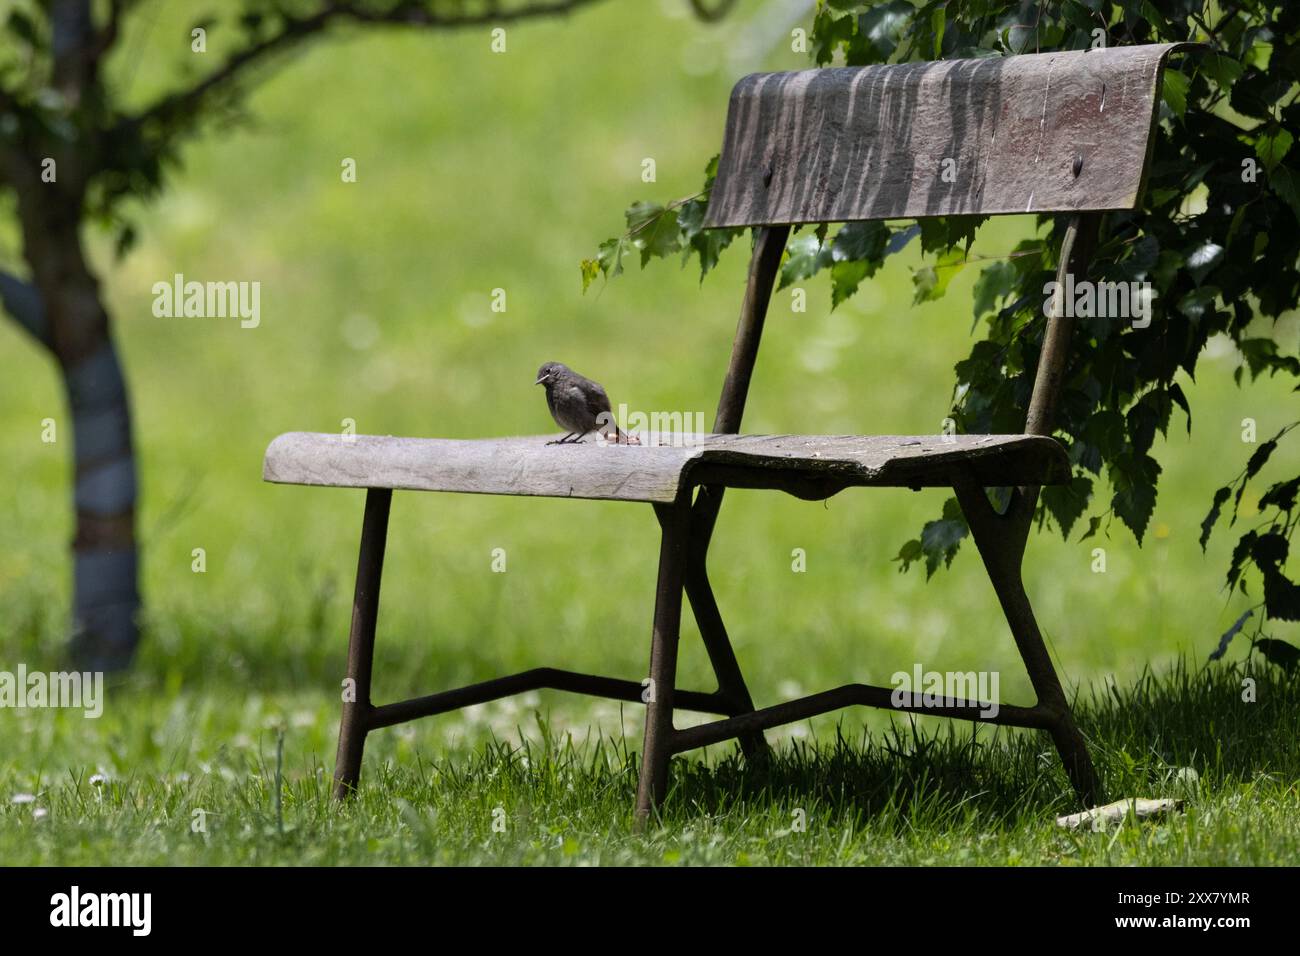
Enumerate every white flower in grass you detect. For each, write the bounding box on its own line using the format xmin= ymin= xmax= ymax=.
xmin=89 ymin=773 xmax=108 ymax=786
xmin=11 ymin=793 xmax=35 ymax=804
xmin=32 ymin=808 xmax=48 ymax=820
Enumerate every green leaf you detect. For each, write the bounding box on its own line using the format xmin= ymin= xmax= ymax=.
xmin=1270 ymin=165 xmax=1300 ymax=222
xmin=625 ymin=202 xmax=680 ymax=267
xmin=1176 ymin=286 xmax=1218 ymax=323
xmin=1252 ymin=531 xmax=1288 ymax=568
xmin=1120 ymin=234 xmax=1159 ymax=280
xmin=1161 ymin=70 xmax=1189 ymax=118
xmin=1231 ymin=69 xmax=1291 ymax=120
xmin=779 ymin=234 xmax=832 ymax=289
xmin=1185 ymin=241 xmax=1223 ymax=284
xmin=1243 ymin=438 xmax=1278 ymax=481
xmin=825 ymin=221 xmax=889 ymax=306
xmin=1255 ymin=638 xmax=1300 ymax=671
xmin=1126 ymin=391 xmax=1171 ymax=456
xmin=1227 ymin=531 xmax=1258 ymax=592
xmin=858 ymin=0 xmax=915 ymax=61
xmin=1140 ymin=1 xmax=1173 ymax=39
xmin=1238 ymin=340 xmax=1300 ymax=379
xmin=1109 ymin=452 xmax=1162 ymax=544
xmin=1168 ymin=382 xmax=1191 ymax=435
xmin=687 ymin=228 xmax=737 ymax=282
xmin=625 ymin=200 xmax=662 ymax=231
xmin=1258 ymin=476 xmax=1300 ymax=512
xmin=1227 ymin=434 xmax=1279 ymax=522
xmin=919 ymin=215 xmax=986 ymax=256
xmin=1042 ymin=474 xmax=1093 ymax=539
xmin=1201 ymin=53 xmax=1244 ymax=88
xmin=580 ymin=258 xmax=600 ymax=292
xmin=1255 ymin=127 xmax=1293 ymax=174
xmin=971 ymin=260 xmax=1017 ymax=320
xmin=679 ymin=195 xmax=737 ymax=281
xmin=676 ymin=197 xmax=705 ymax=238
xmin=811 ymin=6 xmax=857 ymax=65
xmin=912 ymin=248 xmax=967 ymax=304
xmin=830 ymin=259 xmax=871 ymax=309
xmin=596 ymin=237 xmax=627 ymax=282
xmin=1262 ymin=570 xmax=1300 ymax=621
xmin=1199 ymin=486 xmax=1231 ymax=551
xmin=918 ymin=497 xmax=968 ymax=578
xmin=831 ymin=221 xmax=889 ymax=262
xmin=894 ymin=538 xmax=924 ymax=573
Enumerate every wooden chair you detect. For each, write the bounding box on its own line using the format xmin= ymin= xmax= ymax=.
xmin=264 ymin=42 xmax=1191 ymax=823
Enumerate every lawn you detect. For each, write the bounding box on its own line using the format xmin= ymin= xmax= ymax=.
xmin=1 ymin=0 xmax=1297 ymax=865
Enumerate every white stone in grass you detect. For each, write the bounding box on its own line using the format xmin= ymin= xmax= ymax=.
xmin=1056 ymin=797 xmax=1183 ymax=831
xmin=1173 ymin=766 xmax=1201 ymax=796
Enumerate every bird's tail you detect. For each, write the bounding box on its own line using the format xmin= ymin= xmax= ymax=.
xmin=607 ymin=424 xmax=641 ymax=445
xmin=597 ymin=415 xmax=641 ymax=445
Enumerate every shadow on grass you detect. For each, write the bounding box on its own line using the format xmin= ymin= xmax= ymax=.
xmin=654 ymin=661 xmax=1298 ymax=826
xmin=414 ymin=660 xmax=1287 ymax=833
xmin=16 ymin=594 xmax=1296 ymax=832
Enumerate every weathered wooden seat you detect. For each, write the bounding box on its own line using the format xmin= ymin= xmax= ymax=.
xmin=264 ymin=431 xmax=1070 ymax=502
xmin=266 ymin=41 xmax=1194 ymax=824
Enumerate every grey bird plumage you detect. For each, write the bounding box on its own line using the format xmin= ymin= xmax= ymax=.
xmin=535 ymin=361 xmax=634 ymax=444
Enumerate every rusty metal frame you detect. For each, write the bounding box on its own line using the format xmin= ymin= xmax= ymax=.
xmin=331 ymin=216 xmax=1103 ymax=822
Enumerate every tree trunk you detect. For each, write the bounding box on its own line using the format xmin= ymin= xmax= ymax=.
xmin=61 ymin=322 xmax=140 ymax=672
xmin=4 ymin=201 xmax=140 ymax=671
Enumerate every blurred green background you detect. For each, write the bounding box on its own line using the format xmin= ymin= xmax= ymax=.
xmin=1 ymin=0 xmax=1296 ymax=779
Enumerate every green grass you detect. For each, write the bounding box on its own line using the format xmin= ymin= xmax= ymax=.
xmin=1 ymin=2 xmax=1297 ymax=865
xmin=3 ymin=664 xmax=1297 ymax=865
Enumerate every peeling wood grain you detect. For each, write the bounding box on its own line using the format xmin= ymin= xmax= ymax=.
xmin=704 ymin=44 xmax=1198 ymax=227
xmin=263 ymin=432 xmax=1069 ymax=503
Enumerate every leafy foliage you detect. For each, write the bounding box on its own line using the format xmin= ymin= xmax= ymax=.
xmin=592 ymin=1 xmax=1300 ymax=644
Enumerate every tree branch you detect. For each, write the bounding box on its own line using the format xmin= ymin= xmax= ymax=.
xmin=0 ymin=270 xmax=52 ymax=349
xmin=91 ymin=0 xmax=138 ymax=62
xmin=126 ymin=0 xmax=606 ymax=132
xmin=50 ymin=0 xmax=96 ymax=100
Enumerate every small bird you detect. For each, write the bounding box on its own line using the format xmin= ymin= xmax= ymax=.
xmin=535 ymin=361 xmax=636 ymax=444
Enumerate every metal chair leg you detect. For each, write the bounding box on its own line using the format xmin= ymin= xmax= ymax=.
xmin=635 ymin=502 xmax=691 ymax=826
xmin=333 ymin=488 xmax=392 ymax=800
xmin=953 ymin=478 xmax=1102 ymax=807
xmin=985 ymin=558 xmax=1102 ymax=806
xmin=687 ymin=485 xmax=769 ymax=763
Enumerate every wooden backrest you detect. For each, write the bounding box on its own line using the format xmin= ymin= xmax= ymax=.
xmin=703 ymin=44 xmax=1192 ymax=440
xmin=704 ymin=44 xmax=1189 ymax=228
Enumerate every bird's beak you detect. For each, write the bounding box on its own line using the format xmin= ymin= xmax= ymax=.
xmin=534 ymin=375 xmax=545 ymax=385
